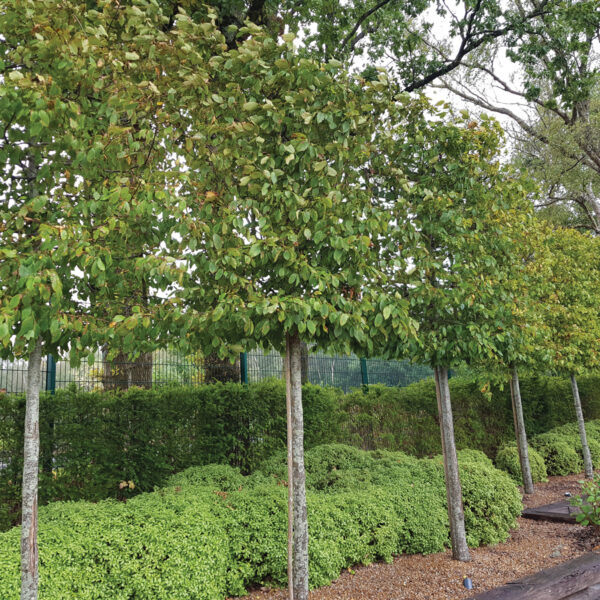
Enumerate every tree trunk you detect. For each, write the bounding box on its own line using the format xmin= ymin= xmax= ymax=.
xmin=433 ymin=366 xmax=471 ymax=562
xmin=509 ymin=366 xmax=534 ymax=494
xmin=284 ymin=338 xmax=294 ymax=600
xmin=21 ymin=338 xmax=43 ymax=600
xmin=571 ymin=373 xmax=594 ymax=478
xmin=204 ymin=354 xmax=241 ymax=384
xmin=287 ymin=333 xmax=309 ymax=599
xmin=102 ymin=349 xmax=153 ymax=390
xmin=282 ymin=342 xmax=309 ymax=385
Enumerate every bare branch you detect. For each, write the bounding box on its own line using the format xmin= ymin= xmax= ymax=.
xmin=438 ymin=81 xmax=551 ymax=144
xmin=338 ymin=0 xmax=394 ymax=55
xmin=402 ymin=0 xmax=553 ymax=92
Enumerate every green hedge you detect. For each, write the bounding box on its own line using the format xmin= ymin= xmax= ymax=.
xmin=2 ymin=373 xmax=599 ymax=531
xmin=339 ymin=375 xmax=600 ymax=458
xmin=0 ymin=445 xmax=521 ymax=599
xmin=0 ymin=380 xmax=339 ymax=531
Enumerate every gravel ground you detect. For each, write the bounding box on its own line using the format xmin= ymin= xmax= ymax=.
xmin=239 ymin=474 xmax=600 ymax=600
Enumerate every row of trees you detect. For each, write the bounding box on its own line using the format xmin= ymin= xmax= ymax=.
xmin=1 ymin=2 xmax=599 ymax=600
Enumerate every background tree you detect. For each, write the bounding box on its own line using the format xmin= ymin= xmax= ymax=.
xmin=511 ymin=97 xmax=600 ymax=234
xmin=538 ymin=227 xmax=600 ymax=477
xmin=438 ymin=1 xmax=600 ymax=232
xmin=382 ymin=99 xmax=534 ymax=559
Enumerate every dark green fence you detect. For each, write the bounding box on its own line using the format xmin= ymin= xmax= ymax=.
xmin=0 ymin=349 xmax=432 ymax=395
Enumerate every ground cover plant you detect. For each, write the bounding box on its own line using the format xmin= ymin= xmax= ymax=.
xmin=572 ymin=473 xmax=600 ymax=527
xmin=0 ymin=445 xmax=521 ymax=599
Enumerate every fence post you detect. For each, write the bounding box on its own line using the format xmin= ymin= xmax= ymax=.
xmin=240 ymin=352 xmax=248 ymax=384
xmin=45 ymin=354 xmax=56 ymax=394
xmin=360 ymin=358 xmax=369 ymax=387
xmin=43 ymin=354 xmax=57 ymax=474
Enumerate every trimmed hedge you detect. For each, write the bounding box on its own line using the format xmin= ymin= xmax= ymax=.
xmin=339 ymin=375 xmax=600 ymax=459
xmin=2 ymin=374 xmax=599 ymax=531
xmin=0 ymin=445 xmax=521 ymax=599
xmin=0 ymin=380 xmax=339 ymax=531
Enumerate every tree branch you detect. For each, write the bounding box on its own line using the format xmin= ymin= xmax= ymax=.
xmin=338 ymin=0 xmax=394 ymax=56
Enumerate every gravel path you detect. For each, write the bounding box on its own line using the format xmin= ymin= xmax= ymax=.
xmin=240 ymin=474 xmax=600 ymax=600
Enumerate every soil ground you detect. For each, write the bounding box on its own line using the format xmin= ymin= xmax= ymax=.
xmin=241 ymin=474 xmax=600 ymax=600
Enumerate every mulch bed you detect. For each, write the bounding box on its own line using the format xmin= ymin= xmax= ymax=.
xmin=237 ymin=474 xmax=600 ymax=600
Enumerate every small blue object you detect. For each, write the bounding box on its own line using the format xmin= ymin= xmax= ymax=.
xmin=463 ymin=577 xmax=473 ymax=590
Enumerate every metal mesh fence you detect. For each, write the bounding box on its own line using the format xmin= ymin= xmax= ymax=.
xmin=0 ymin=348 xmax=432 ymax=395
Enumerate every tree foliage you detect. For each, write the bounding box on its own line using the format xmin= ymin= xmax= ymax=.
xmin=175 ymin=28 xmax=418 ymax=357
xmin=0 ymin=0 xmax=225 ymax=364
xmin=536 ymin=226 xmax=600 ymax=375
xmin=380 ymin=101 xmax=534 ymax=368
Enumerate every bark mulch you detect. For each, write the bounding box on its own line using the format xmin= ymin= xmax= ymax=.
xmin=240 ymin=474 xmax=600 ymax=600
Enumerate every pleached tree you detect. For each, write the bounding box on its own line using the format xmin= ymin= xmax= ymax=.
xmin=538 ymin=227 xmax=600 ymax=478
xmin=486 ymin=218 xmax=552 ymax=496
xmin=175 ymin=28 xmax=419 ymax=598
xmin=0 ymin=2 xmax=220 ymax=598
xmin=381 ymin=99 xmax=534 ymax=560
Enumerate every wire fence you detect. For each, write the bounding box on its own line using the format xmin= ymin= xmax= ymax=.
xmin=0 ymin=348 xmax=433 ymax=395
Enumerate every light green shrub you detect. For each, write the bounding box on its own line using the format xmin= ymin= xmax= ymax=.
xmin=0 ymin=491 xmax=231 ymax=600
xmin=166 ymin=463 xmax=246 ymax=492
xmin=531 ymin=433 xmax=583 ymax=476
xmin=458 ymin=457 xmax=523 ymax=547
xmin=0 ymin=444 xmax=522 ymax=599
xmin=495 ymin=444 xmax=548 ymax=484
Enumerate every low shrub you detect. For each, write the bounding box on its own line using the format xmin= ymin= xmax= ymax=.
xmin=531 ymin=421 xmax=600 ymax=474
xmin=458 ymin=452 xmax=524 ymax=548
xmin=493 ymin=419 xmax=600 ymax=479
xmin=495 ymin=444 xmax=548 ymax=484
xmin=0 ymin=490 xmax=231 ymax=600
xmin=531 ymin=433 xmax=584 ymax=476
xmin=0 ymin=445 xmax=521 ymax=599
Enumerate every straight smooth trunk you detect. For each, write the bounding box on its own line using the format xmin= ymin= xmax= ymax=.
xmin=288 ymin=333 xmax=309 ymax=600
xmin=21 ymin=338 xmax=43 ymax=600
xmin=284 ymin=338 xmax=294 ymax=600
xmin=571 ymin=374 xmax=593 ymax=478
xmin=509 ymin=366 xmax=534 ymax=494
xmin=433 ymin=366 xmax=470 ymax=562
